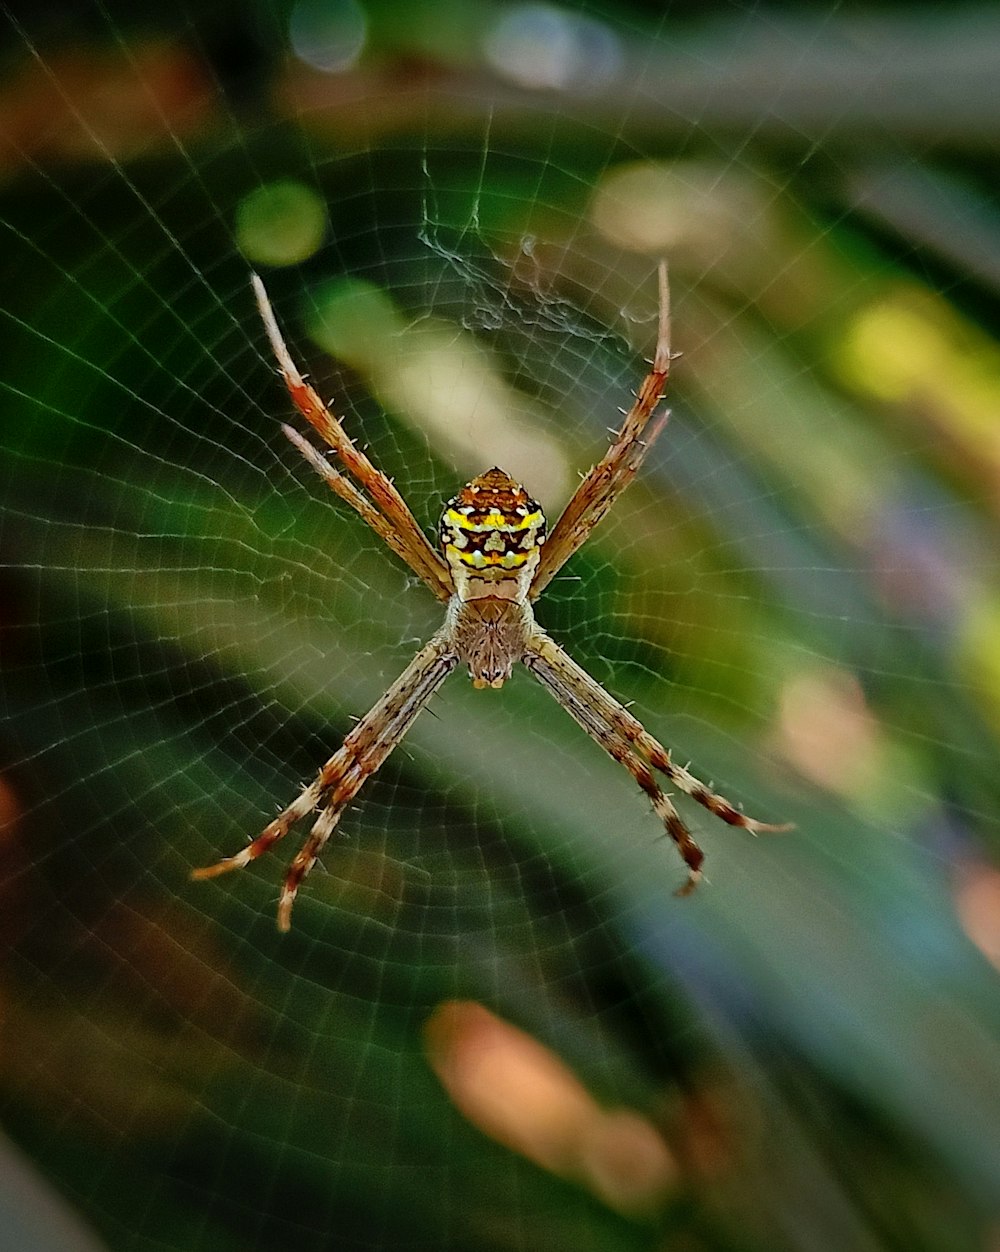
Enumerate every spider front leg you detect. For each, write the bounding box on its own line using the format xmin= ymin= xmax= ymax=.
xmin=252 ymin=273 xmax=454 ymax=603
xmin=523 ymin=631 xmax=791 ymax=888
xmin=531 ymin=261 xmax=673 ymax=599
xmin=193 ymin=633 xmax=457 ymax=930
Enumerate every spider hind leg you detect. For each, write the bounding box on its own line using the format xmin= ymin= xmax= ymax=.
xmin=608 ymin=731 xmax=706 ymax=891
xmin=523 ymin=630 xmax=790 ymax=889
xmin=523 ymin=640 xmax=706 ymax=890
xmin=192 ymin=634 xmax=457 ymax=930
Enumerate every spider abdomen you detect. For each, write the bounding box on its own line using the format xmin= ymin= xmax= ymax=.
xmin=440 ymin=467 xmax=545 ymax=607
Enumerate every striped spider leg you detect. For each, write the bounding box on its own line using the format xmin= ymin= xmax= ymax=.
xmin=193 ymin=264 xmax=788 ymax=929
xmin=529 ymin=261 xmax=673 ymax=599
xmin=522 ymin=632 xmax=792 ymax=893
xmin=522 ymin=261 xmax=789 ymax=881
xmin=250 ymin=273 xmax=454 ymax=604
xmin=193 ymin=634 xmax=456 ymax=932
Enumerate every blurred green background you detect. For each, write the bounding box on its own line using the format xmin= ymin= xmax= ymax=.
xmin=3 ymin=1 xmax=1000 ymax=1249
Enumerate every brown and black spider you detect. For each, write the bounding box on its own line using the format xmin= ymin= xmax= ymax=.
xmin=193 ymin=264 xmax=789 ymax=929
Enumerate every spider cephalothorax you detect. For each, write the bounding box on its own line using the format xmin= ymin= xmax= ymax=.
xmin=193 ymin=266 xmax=789 ymax=929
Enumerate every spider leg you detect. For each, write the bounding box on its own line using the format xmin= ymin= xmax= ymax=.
xmin=282 ymin=423 xmax=443 ymax=581
xmin=193 ymin=632 xmax=457 ymax=930
xmin=252 ymin=273 xmax=454 ymax=602
xmin=530 ymin=261 xmax=672 ymax=600
xmin=523 ymin=643 xmax=705 ymax=889
xmin=523 ymin=631 xmax=791 ymax=886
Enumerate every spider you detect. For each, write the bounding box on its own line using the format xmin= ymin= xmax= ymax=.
xmin=193 ymin=264 xmax=789 ymax=930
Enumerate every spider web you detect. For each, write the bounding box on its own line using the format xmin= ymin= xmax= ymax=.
xmin=2 ymin=1 xmax=1000 ymax=1249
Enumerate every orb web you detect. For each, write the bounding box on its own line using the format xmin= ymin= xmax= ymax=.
xmin=2 ymin=2 xmax=1000 ymax=1249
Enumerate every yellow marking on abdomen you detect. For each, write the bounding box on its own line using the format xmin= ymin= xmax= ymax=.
xmin=446 ymin=545 xmax=534 ymax=569
xmin=444 ymin=508 xmax=544 ymax=534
